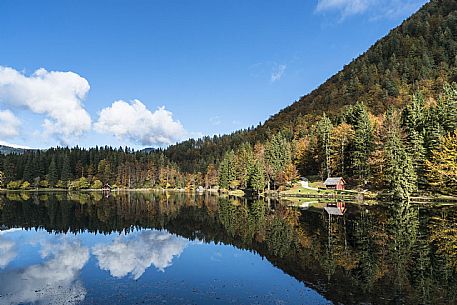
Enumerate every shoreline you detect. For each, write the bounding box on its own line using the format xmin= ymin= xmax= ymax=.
xmin=1 ymin=187 xmax=456 ymax=204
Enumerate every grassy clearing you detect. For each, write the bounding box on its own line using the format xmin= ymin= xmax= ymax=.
xmin=280 ymin=184 xmax=331 ymax=196
xmin=228 ymin=189 xmax=245 ymax=197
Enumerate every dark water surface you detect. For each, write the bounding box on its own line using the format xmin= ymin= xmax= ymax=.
xmin=0 ymin=192 xmax=456 ymax=305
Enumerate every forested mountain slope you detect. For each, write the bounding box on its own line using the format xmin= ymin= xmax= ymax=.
xmin=165 ymin=0 xmax=457 ymax=172
xmin=261 ymin=0 xmax=457 ymax=131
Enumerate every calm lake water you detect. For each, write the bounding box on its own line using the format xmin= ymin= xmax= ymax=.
xmin=0 ymin=192 xmax=455 ymax=305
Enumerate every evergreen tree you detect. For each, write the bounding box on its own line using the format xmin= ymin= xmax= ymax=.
xmin=218 ymin=150 xmax=236 ymax=189
xmin=60 ymin=155 xmax=72 ymax=184
xmin=402 ymin=93 xmax=426 ymax=187
xmin=425 ymin=131 xmax=457 ymax=195
xmin=316 ymin=113 xmax=333 ymax=179
xmin=264 ymin=132 xmax=291 ymax=188
xmin=351 ymin=102 xmax=374 ymax=186
xmin=48 ymin=157 xmax=58 ymax=187
xmin=330 ymin=123 xmax=354 ymax=177
xmin=384 ymin=109 xmax=417 ymax=199
xmin=23 ymin=157 xmax=33 ymax=182
xmin=441 ymin=83 xmax=457 ymax=132
xmin=249 ymin=160 xmax=265 ymax=194
xmin=235 ymin=143 xmax=255 ymax=189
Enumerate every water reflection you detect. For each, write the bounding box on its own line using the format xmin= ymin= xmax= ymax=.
xmin=93 ymin=230 xmax=188 ymax=279
xmin=0 ymin=191 xmax=456 ymax=304
xmin=0 ymin=237 xmax=88 ymax=305
xmin=0 ymin=229 xmax=18 ymax=269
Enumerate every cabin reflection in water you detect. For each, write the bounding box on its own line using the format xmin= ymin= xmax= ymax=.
xmin=324 ymin=201 xmax=347 ymax=216
xmin=0 ymin=192 xmax=456 ymax=305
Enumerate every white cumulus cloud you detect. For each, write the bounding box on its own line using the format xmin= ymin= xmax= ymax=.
xmin=0 ymin=109 xmax=21 ymax=138
xmin=92 ymin=230 xmax=188 ymax=280
xmin=0 ymin=66 xmax=92 ymax=144
xmin=95 ymin=99 xmax=186 ymax=146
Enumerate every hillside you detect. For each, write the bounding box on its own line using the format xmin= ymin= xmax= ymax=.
xmin=261 ymin=0 xmax=457 ymax=131
xmin=164 ymin=0 xmax=457 ymax=172
xmin=0 ymin=145 xmax=27 ymax=155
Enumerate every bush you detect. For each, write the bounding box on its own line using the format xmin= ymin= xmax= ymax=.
xmin=69 ymin=177 xmax=91 ymax=190
xmin=20 ymin=181 xmax=31 ymax=190
xmin=39 ymin=180 xmax=50 ymax=188
xmin=78 ymin=177 xmax=90 ymax=189
xmin=91 ymin=179 xmax=103 ymax=189
xmin=56 ymin=180 xmax=67 ymax=188
xmin=7 ymin=180 xmax=22 ymax=190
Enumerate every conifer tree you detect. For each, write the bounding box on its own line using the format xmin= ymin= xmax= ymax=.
xmin=264 ymin=132 xmax=291 ymax=188
xmin=442 ymin=83 xmax=457 ymax=132
xmin=330 ymin=122 xmax=354 ymax=177
xmin=384 ymin=109 xmax=417 ymax=200
xmin=402 ymin=93 xmax=426 ymax=187
xmin=218 ymin=150 xmax=236 ymax=189
xmin=60 ymin=155 xmax=72 ymax=184
xmin=48 ymin=157 xmax=58 ymax=187
xmin=351 ymin=102 xmax=374 ymax=186
xmin=249 ymin=160 xmax=265 ymax=194
xmin=316 ymin=113 xmax=333 ymax=179
xmin=425 ymin=131 xmax=457 ymax=195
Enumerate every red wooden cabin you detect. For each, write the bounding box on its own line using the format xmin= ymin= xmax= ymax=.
xmin=324 ymin=177 xmax=345 ymax=190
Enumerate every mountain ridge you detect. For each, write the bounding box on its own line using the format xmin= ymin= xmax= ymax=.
xmin=163 ymin=0 xmax=457 ymax=172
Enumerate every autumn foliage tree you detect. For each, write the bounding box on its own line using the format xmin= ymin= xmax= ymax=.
xmin=426 ymin=131 xmax=457 ymax=195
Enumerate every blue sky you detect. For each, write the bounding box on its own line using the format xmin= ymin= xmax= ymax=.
xmin=0 ymin=0 xmax=428 ymax=149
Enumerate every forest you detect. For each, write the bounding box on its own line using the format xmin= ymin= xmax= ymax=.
xmin=1 ymin=0 xmax=457 ymax=199
xmin=0 ymin=84 xmax=456 ymax=200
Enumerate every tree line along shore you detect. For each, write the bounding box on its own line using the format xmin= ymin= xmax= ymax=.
xmin=0 ymin=84 xmax=456 ymax=202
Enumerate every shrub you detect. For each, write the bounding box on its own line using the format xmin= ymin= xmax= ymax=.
xmin=20 ymin=181 xmax=31 ymax=190
xmin=39 ymin=180 xmax=50 ymax=188
xmin=7 ymin=180 xmax=22 ymax=190
xmin=91 ymin=179 xmax=103 ymax=189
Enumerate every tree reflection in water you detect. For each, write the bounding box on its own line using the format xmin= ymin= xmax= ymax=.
xmin=0 ymin=191 xmax=456 ymax=304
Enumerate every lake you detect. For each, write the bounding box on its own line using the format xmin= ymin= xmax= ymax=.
xmin=0 ymin=191 xmax=455 ymax=305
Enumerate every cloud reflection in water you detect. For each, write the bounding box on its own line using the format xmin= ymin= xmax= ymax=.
xmin=0 ymin=229 xmax=18 ymax=269
xmin=0 ymin=238 xmax=89 ymax=305
xmin=92 ymin=230 xmax=188 ymax=280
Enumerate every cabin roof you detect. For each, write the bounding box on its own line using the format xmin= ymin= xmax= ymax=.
xmin=324 ymin=177 xmax=344 ymax=185
xmin=324 ymin=206 xmax=345 ymax=216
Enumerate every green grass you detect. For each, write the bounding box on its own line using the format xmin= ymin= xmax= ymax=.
xmin=280 ymin=184 xmax=331 ymax=196
xmin=228 ymin=189 xmax=245 ymax=197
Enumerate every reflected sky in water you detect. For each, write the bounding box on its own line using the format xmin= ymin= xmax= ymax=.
xmin=2 ymin=192 xmax=455 ymax=304
xmin=0 ymin=227 xmax=328 ymax=305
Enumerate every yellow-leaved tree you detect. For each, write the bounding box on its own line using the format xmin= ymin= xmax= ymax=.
xmin=425 ymin=131 xmax=457 ymax=195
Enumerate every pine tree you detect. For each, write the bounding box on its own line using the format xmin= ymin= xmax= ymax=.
xmin=235 ymin=143 xmax=255 ymax=189
xmin=48 ymin=157 xmax=58 ymax=187
xmin=249 ymin=160 xmax=265 ymax=194
xmin=330 ymin=122 xmax=354 ymax=177
xmin=264 ymin=132 xmax=291 ymax=188
xmin=442 ymin=83 xmax=457 ymax=132
xmin=351 ymin=102 xmax=374 ymax=186
xmin=0 ymin=171 xmax=4 ymax=187
xmin=218 ymin=150 xmax=236 ymax=189
xmin=402 ymin=93 xmax=426 ymax=187
xmin=316 ymin=113 xmax=333 ymax=179
xmin=425 ymin=131 xmax=457 ymax=195
xmin=60 ymin=155 xmax=72 ymax=184
xmin=23 ymin=157 xmax=33 ymax=182
xmin=384 ymin=109 xmax=417 ymax=200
